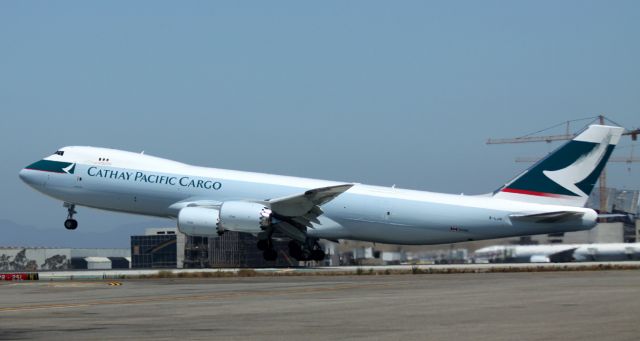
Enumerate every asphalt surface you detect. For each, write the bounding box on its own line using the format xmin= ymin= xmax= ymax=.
xmin=1 ymin=271 xmax=639 ymax=340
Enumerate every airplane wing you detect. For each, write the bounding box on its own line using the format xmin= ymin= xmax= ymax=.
xmin=509 ymin=211 xmax=585 ymax=224
xmin=547 ymin=247 xmax=579 ymax=262
xmin=170 ymin=184 xmax=353 ymax=242
xmin=528 ymin=247 xmax=579 ymax=263
xmin=266 ymin=184 xmax=354 ymax=228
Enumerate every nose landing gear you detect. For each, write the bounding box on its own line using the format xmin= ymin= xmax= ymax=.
xmin=63 ymin=203 xmax=78 ymax=230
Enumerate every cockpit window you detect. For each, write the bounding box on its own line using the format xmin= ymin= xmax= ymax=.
xmin=55 ymin=151 xmax=64 ymax=156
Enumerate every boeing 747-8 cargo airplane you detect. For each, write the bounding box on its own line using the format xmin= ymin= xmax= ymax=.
xmin=19 ymin=125 xmax=624 ymax=261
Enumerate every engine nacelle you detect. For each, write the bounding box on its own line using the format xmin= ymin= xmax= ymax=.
xmin=218 ymin=201 xmax=272 ymax=234
xmin=177 ymin=202 xmax=272 ymax=236
xmin=177 ymin=206 xmax=221 ymax=236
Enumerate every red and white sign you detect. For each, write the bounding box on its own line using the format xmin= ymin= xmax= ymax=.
xmin=0 ymin=273 xmax=39 ymax=281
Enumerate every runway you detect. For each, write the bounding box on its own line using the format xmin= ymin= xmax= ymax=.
xmin=1 ymin=271 xmax=639 ymax=340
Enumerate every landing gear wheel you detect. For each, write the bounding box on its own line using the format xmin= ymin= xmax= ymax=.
xmin=64 ymin=219 xmax=78 ymax=230
xmin=63 ymin=203 xmax=78 ymax=230
xmin=299 ymin=249 xmax=311 ymax=262
xmin=257 ymin=239 xmax=269 ymax=251
xmin=311 ymin=249 xmax=326 ymax=261
xmin=288 ymin=241 xmax=302 ymax=259
xmin=263 ymin=248 xmax=278 ymax=261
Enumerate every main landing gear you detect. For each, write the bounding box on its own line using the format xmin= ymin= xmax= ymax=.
xmin=256 ymin=228 xmax=326 ymax=262
xmin=63 ymin=203 xmax=78 ymax=230
xmin=256 ymin=238 xmax=278 ymax=261
xmin=288 ymin=240 xmax=325 ymax=262
xmin=257 ymin=238 xmax=325 ymax=262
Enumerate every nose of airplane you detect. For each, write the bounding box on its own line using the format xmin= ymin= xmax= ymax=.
xmin=18 ymin=168 xmax=28 ymax=182
xmin=19 ymin=167 xmax=38 ymax=186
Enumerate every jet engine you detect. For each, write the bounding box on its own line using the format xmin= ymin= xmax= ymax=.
xmin=177 ymin=201 xmax=272 ymax=236
xmin=177 ymin=206 xmax=220 ymax=236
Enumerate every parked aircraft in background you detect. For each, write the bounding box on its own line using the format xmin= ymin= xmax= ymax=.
xmin=473 ymin=243 xmax=640 ymax=263
xmin=19 ymin=125 xmax=624 ymax=262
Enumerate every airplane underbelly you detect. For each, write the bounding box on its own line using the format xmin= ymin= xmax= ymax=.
xmin=324 ymin=196 xmax=514 ymax=245
xmin=338 ymin=219 xmax=476 ymax=245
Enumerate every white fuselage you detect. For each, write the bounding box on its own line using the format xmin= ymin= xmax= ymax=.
xmin=19 ymin=146 xmax=597 ymax=245
xmin=474 ymin=243 xmax=640 ymax=263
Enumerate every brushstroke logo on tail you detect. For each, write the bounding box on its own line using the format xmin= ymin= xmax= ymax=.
xmin=499 ymin=138 xmax=614 ymax=198
xmin=542 ymin=134 xmax=611 ymax=197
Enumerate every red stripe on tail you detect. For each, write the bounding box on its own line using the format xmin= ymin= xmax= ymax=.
xmin=500 ymin=188 xmax=564 ymax=198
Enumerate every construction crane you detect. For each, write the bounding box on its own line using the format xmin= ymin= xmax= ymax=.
xmin=487 ymin=115 xmax=639 ymax=213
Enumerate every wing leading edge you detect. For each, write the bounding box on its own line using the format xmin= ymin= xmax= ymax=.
xmin=266 ymin=184 xmax=353 ymax=228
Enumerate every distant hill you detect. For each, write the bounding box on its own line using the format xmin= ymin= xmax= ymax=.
xmin=0 ymin=219 xmax=169 ymax=248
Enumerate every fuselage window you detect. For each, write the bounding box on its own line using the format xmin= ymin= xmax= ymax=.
xmin=55 ymin=151 xmax=64 ymax=156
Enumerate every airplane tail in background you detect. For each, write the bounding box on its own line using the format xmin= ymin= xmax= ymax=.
xmin=493 ymin=124 xmax=625 ymax=207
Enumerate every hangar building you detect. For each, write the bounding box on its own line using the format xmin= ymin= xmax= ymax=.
xmin=0 ymin=247 xmax=130 ymax=271
xmin=130 ymin=228 xmax=295 ymax=269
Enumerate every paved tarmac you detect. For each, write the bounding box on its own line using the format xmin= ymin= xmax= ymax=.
xmin=1 ymin=271 xmax=639 ymax=340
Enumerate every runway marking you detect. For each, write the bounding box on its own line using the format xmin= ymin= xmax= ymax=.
xmin=107 ymin=281 xmax=123 ymax=286
xmin=0 ymin=282 xmax=389 ymax=313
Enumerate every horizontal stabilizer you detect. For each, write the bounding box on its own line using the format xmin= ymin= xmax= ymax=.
xmin=597 ymin=213 xmax=630 ymax=219
xmin=509 ymin=211 xmax=585 ymax=223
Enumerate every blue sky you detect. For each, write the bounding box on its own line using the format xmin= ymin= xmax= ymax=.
xmin=1 ymin=1 xmax=638 ymax=246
